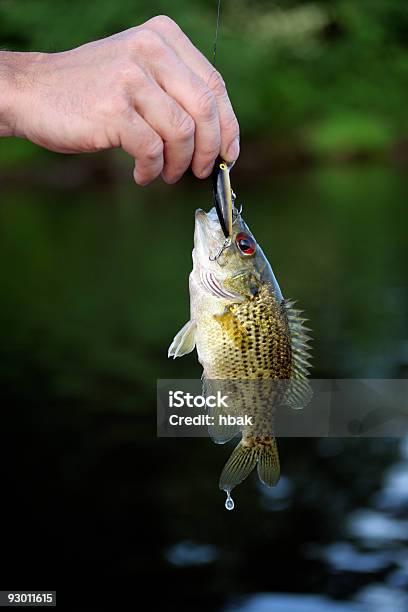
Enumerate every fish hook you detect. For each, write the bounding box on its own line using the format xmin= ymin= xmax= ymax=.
xmin=209 ymin=236 xmax=232 ymax=262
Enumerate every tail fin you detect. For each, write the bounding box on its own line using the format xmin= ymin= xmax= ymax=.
xmin=257 ymin=438 xmax=280 ymax=487
xmin=219 ymin=437 xmax=280 ymax=492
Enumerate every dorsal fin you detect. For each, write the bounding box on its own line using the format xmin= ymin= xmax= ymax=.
xmin=283 ymin=300 xmax=313 ymax=408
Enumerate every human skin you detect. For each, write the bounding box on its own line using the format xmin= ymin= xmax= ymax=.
xmin=0 ymin=15 xmax=239 ymax=185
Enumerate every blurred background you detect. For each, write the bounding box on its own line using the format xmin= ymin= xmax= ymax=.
xmin=0 ymin=1 xmax=407 ymax=610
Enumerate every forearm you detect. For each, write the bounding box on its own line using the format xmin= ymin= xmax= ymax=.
xmin=0 ymin=51 xmax=40 ymax=138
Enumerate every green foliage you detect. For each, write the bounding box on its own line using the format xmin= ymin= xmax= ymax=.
xmin=308 ymin=113 xmax=394 ymax=157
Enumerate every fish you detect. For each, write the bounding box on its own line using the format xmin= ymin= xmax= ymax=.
xmin=168 ymin=160 xmax=312 ymax=506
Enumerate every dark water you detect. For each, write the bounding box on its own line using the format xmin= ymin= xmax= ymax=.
xmin=0 ymin=163 xmax=407 ymax=609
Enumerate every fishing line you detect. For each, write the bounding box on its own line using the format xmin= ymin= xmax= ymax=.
xmin=213 ymin=0 xmax=222 ymax=67
xmin=211 ymin=0 xmax=243 ymax=254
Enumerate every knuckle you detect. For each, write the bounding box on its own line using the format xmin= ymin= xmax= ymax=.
xmin=208 ymin=69 xmax=226 ymax=96
xmin=223 ymin=113 xmax=240 ymax=138
xmin=196 ymin=140 xmax=221 ymax=163
xmin=195 ymin=87 xmax=217 ymax=120
xmin=144 ymin=137 xmax=164 ymax=161
xmin=173 ymin=112 xmax=195 ymax=141
xmin=199 ymin=146 xmax=220 ymax=161
xmin=149 ymin=15 xmax=179 ymax=33
xmin=134 ymin=27 xmax=163 ymax=51
xmin=200 ymin=137 xmax=222 ymax=160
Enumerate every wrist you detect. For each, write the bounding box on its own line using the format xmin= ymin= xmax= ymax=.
xmin=0 ymin=51 xmax=44 ymax=138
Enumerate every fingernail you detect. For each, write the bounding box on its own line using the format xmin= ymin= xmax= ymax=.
xmin=226 ymin=138 xmax=240 ymax=162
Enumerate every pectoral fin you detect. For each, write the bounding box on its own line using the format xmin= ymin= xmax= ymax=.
xmin=168 ymin=320 xmax=196 ymax=359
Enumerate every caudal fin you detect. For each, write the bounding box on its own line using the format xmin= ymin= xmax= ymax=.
xmin=257 ymin=438 xmax=280 ymax=487
xmin=219 ymin=438 xmax=280 ymax=492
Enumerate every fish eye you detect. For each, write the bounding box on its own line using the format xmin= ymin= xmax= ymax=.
xmin=236 ymin=232 xmax=256 ymax=256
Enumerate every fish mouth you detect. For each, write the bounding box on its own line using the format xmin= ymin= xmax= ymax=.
xmin=195 ymin=208 xmax=207 ymax=223
xmin=194 ymin=208 xmax=221 ymax=238
xmin=195 ymin=207 xmax=229 ymax=229
xmin=194 ymin=208 xmax=229 ymax=254
xmin=194 ymin=209 xmax=209 ymax=250
xmin=194 ymin=208 xmax=207 ymax=238
xmin=195 ymin=208 xmax=218 ymax=223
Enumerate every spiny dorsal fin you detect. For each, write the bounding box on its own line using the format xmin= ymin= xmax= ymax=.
xmin=283 ymin=299 xmax=313 ymax=408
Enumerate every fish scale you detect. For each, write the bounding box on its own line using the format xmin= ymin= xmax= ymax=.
xmin=207 ymin=284 xmax=292 ymax=379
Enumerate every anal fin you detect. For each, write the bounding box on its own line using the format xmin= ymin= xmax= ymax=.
xmin=208 ymin=403 xmax=241 ymax=444
xmin=203 ymin=378 xmax=240 ymax=444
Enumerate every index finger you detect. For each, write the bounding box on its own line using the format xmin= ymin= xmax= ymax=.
xmin=146 ymin=16 xmax=240 ymax=163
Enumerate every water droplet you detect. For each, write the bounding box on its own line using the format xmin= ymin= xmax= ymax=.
xmin=225 ymin=491 xmax=235 ymax=511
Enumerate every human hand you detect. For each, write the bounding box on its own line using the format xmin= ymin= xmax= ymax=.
xmin=0 ymin=16 xmax=239 ymax=185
